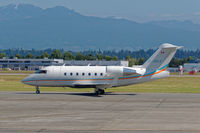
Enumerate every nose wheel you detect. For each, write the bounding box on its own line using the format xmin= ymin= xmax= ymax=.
xmin=36 ymin=86 xmax=40 ymax=94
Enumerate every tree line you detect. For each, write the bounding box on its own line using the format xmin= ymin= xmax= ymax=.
xmin=0 ymin=50 xmax=119 ymax=61
xmin=0 ymin=49 xmax=199 ymax=67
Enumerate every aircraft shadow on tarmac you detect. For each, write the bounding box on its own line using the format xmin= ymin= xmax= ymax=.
xmin=66 ymin=92 xmax=136 ymax=97
xmin=15 ymin=92 xmax=137 ymax=97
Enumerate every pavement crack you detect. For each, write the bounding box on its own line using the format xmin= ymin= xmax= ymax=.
xmin=36 ymin=128 xmax=47 ymax=133
xmin=155 ymin=98 xmax=166 ymax=108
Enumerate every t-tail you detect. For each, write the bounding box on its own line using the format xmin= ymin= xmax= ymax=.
xmin=143 ymin=43 xmax=183 ymax=74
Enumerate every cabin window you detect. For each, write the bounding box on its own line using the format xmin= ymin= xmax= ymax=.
xmin=100 ymin=73 xmax=103 ymax=76
xmin=88 ymin=73 xmax=91 ymax=76
xmin=76 ymin=72 xmax=79 ymax=76
xmin=64 ymin=72 xmax=67 ymax=76
xmin=94 ymin=73 xmax=97 ymax=76
xmin=70 ymin=72 xmax=73 ymax=76
xmin=82 ymin=73 xmax=85 ymax=76
xmin=35 ymin=70 xmax=47 ymax=74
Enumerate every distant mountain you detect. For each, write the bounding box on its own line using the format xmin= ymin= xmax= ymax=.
xmin=0 ymin=4 xmax=43 ymax=21
xmin=0 ymin=4 xmax=200 ymax=50
xmin=148 ymin=20 xmax=200 ymax=32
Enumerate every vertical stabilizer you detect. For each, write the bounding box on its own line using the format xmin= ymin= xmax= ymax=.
xmin=143 ymin=43 xmax=183 ymax=73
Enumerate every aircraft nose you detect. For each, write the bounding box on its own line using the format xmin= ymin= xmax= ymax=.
xmin=21 ymin=75 xmax=34 ymax=85
xmin=21 ymin=75 xmax=37 ymax=86
xmin=21 ymin=77 xmax=29 ymax=84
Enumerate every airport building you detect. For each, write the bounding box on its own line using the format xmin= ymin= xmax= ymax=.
xmin=0 ymin=58 xmax=64 ymax=70
xmin=0 ymin=58 xmax=129 ymax=70
xmin=167 ymin=67 xmax=179 ymax=72
xmin=64 ymin=60 xmax=128 ymax=67
xmin=184 ymin=63 xmax=200 ymax=72
xmin=183 ymin=59 xmax=200 ymax=72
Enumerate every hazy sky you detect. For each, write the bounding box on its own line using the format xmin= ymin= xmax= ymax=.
xmin=1 ymin=0 xmax=200 ymax=23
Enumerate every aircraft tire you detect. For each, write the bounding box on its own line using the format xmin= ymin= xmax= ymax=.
xmin=36 ymin=90 xmax=40 ymax=94
xmin=95 ymin=88 xmax=105 ymax=95
xmin=95 ymin=91 xmax=100 ymax=96
xmin=100 ymin=89 xmax=105 ymax=95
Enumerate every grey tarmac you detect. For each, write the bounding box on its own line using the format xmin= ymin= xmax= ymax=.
xmin=0 ymin=92 xmax=200 ymax=133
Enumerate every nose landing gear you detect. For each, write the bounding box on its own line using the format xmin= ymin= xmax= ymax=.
xmin=36 ymin=86 xmax=40 ymax=94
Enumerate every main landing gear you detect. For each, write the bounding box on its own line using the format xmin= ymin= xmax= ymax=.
xmin=94 ymin=88 xmax=105 ymax=95
xmin=36 ymin=86 xmax=40 ymax=94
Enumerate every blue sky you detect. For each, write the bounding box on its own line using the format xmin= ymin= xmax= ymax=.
xmin=1 ymin=0 xmax=200 ymax=23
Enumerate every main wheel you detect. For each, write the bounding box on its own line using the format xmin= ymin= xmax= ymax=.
xmin=95 ymin=90 xmax=100 ymax=95
xmin=99 ymin=89 xmax=105 ymax=95
xmin=36 ymin=90 xmax=40 ymax=94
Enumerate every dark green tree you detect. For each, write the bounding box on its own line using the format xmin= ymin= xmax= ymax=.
xmin=186 ymin=56 xmax=193 ymax=62
xmin=41 ymin=52 xmax=50 ymax=59
xmin=126 ymin=56 xmax=136 ymax=67
xmin=75 ymin=52 xmax=85 ymax=60
xmin=85 ymin=54 xmax=96 ymax=60
xmin=0 ymin=53 xmax=6 ymax=59
xmin=26 ymin=53 xmax=34 ymax=59
xmin=105 ymin=56 xmax=112 ymax=61
xmin=36 ymin=55 xmax=42 ymax=59
xmin=51 ymin=50 xmax=62 ymax=59
xmin=138 ymin=57 xmax=146 ymax=65
xmin=96 ymin=54 xmax=103 ymax=60
xmin=63 ymin=51 xmax=74 ymax=60
xmin=112 ymin=56 xmax=118 ymax=61
xmin=169 ymin=58 xmax=185 ymax=67
xmin=15 ymin=54 xmax=22 ymax=59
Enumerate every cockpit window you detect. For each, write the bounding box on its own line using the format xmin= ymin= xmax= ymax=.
xmin=35 ymin=70 xmax=47 ymax=74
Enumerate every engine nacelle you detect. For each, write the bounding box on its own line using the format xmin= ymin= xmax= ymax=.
xmin=106 ymin=66 xmax=123 ymax=76
xmin=123 ymin=67 xmax=145 ymax=76
xmin=106 ymin=66 xmax=146 ymax=76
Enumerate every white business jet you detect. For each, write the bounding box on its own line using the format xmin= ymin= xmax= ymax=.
xmin=22 ymin=43 xmax=182 ymax=95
